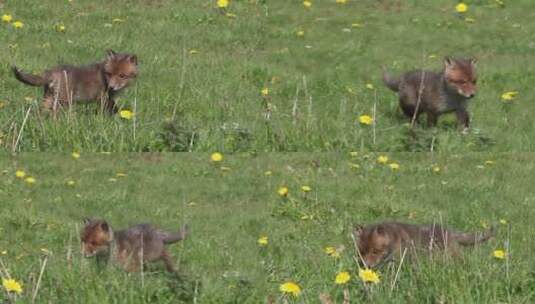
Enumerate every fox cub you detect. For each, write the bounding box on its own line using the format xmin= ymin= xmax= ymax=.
xmin=353 ymin=222 xmax=494 ymax=268
xmin=81 ymin=218 xmax=188 ymax=273
xmin=383 ymin=57 xmax=477 ymax=132
xmin=13 ymin=49 xmax=138 ymax=115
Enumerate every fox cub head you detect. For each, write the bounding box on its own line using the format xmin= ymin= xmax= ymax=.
xmin=104 ymin=49 xmax=138 ymax=91
xmin=81 ymin=218 xmax=114 ymax=257
xmin=443 ymin=57 xmax=477 ymax=99
xmin=353 ymin=224 xmax=395 ymax=268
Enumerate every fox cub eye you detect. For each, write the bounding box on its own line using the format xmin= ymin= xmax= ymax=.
xmin=119 ymin=73 xmax=126 ymax=79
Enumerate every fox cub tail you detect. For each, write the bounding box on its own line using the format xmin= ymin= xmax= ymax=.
xmin=12 ymin=66 xmax=48 ymax=86
xmin=160 ymin=224 xmax=189 ymax=244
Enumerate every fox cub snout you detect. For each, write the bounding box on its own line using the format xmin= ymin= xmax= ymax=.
xmin=443 ymin=57 xmax=477 ymax=99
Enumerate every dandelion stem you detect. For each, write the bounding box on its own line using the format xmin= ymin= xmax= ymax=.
xmin=172 ymin=46 xmax=188 ymax=121
xmin=13 ymin=104 xmax=32 ymax=152
xmin=343 ymin=287 xmax=350 ymax=304
xmin=32 ymin=255 xmax=48 ymax=304
xmin=372 ymin=96 xmax=376 ymax=145
xmin=133 ymin=81 xmax=137 ymax=142
xmin=411 ymin=53 xmax=427 ymax=129
xmin=390 ymin=247 xmax=407 ymax=292
xmin=292 ymin=79 xmax=299 ymax=126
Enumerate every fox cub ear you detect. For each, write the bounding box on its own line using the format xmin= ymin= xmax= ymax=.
xmin=443 ymin=56 xmax=455 ymax=68
xmin=353 ymin=224 xmax=364 ymax=237
xmin=83 ymin=218 xmax=92 ymax=224
xmin=128 ymin=55 xmax=138 ymax=65
xmin=373 ymin=225 xmax=385 ymax=235
xmin=105 ymin=49 xmax=117 ymax=60
xmin=100 ymin=221 xmax=110 ymax=232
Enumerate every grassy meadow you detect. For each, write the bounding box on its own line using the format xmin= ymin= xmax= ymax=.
xmin=1 ymin=0 xmax=535 ymax=151
xmin=1 ymin=153 xmax=534 ymax=303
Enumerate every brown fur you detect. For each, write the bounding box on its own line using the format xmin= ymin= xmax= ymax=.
xmin=383 ymin=57 xmax=477 ymax=132
xmin=12 ymin=49 xmax=138 ymax=116
xmin=81 ymin=218 xmax=187 ymax=273
xmin=353 ymin=222 xmax=493 ymax=268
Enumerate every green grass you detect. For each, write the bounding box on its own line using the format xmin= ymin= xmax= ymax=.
xmin=1 ymin=153 xmax=534 ymax=303
xmin=1 ymin=0 xmax=535 ymax=151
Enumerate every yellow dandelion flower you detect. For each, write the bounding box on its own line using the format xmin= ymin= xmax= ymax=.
xmin=377 ymin=155 xmax=388 ymax=164
xmin=358 ymin=268 xmax=380 ymax=284
xmin=455 ymin=3 xmax=468 ymax=13
xmin=116 ymin=172 xmax=127 ymax=177
xmin=301 ymin=185 xmax=311 ymax=192
xmin=324 ymin=246 xmax=340 ymax=258
xmin=336 ymin=0 xmax=347 ymax=4
xmin=432 ymin=165 xmax=441 ymax=173
xmin=303 ymin=1 xmax=312 ymax=8
xmin=189 ymin=49 xmax=199 ymax=55
xmin=2 ymin=278 xmax=23 ymax=294
xmin=499 ymin=219 xmax=507 ymax=225
xmin=119 ymin=110 xmax=134 ymax=120
xmin=71 ymin=152 xmax=80 ymax=159
xmin=217 ymin=0 xmax=229 ymax=8
xmin=300 ymin=214 xmax=313 ymax=220
xmin=493 ymin=249 xmax=506 ymax=259
xmin=389 ymin=162 xmax=400 ymax=170
xmin=280 ymin=281 xmax=301 ymax=297
xmin=264 ymin=170 xmax=272 ymax=176
xmin=108 ymin=178 xmax=117 ymax=183
xmin=2 ymin=14 xmax=13 ymax=23
xmin=464 ymin=17 xmax=476 ymax=23
xmin=220 ymin=166 xmax=231 ymax=172
xmin=296 ymin=30 xmax=305 ymax=37
xmin=335 ymin=271 xmax=351 ymax=284
xmin=67 ymin=180 xmax=75 ymax=186
xmin=501 ymin=91 xmax=518 ymax=102
xmin=56 ymin=23 xmax=66 ymax=32
xmin=484 ymin=160 xmax=495 ymax=166
xmin=211 ymin=152 xmax=223 ymax=162
xmin=15 ymin=170 xmax=26 ymax=179
xmin=13 ymin=21 xmax=24 ymax=28
xmin=349 ymin=151 xmax=358 ymax=157
xmin=261 ymin=88 xmax=269 ymax=96
xmin=325 ymin=246 xmax=336 ymax=255
xmin=349 ymin=163 xmax=360 ymax=170
xmin=1 ymin=250 xmax=6 ymax=255
xmin=257 ymin=236 xmax=268 ymax=246
xmin=365 ymin=83 xmax=374 ymax=90
xmin=278 ymin=186 xmax=289 ymax=197
xmin=359 ymin=114 xmax=373 ymax=125
xmin=24 ymin=176 xmax=36 ymax=184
